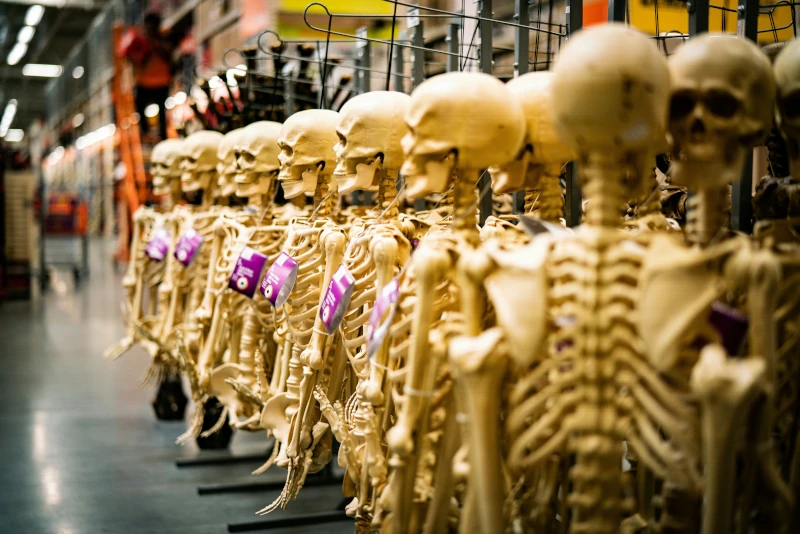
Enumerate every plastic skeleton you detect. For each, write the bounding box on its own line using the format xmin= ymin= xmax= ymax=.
xmin=648 ymin=34 xmax=796 ymax=534
xmin=258 ymin=109 xmax=349 ymax=512
xmin=772 ymin=42 xmax=800 ymax=528
xmin=489 ymin=71 xmax=575 ymax=223
xmin=147 ymin=131 xmax=227 ymax=435
xmin=105 ymin=139 xmax=182 ymax=363
xmin=138 ymin=139 xmax=189 ymax=382
xmin=444 ymin=26 xmax=707 ymax=533
xmin=308 ymin=91 xmax=425 ymax=526
xmin=354 ymin=73 xmax=526 ymax=534
xmin=191 ymin=122 xmax=290 ymax=438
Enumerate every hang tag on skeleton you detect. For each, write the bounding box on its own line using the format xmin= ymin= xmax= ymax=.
xmin=145 ymin=227 xmax=171 ymax=261
xmin=709 ymin=301 xmax=749 ymax=357
xmin=228 ymin=246 xmax=268 ymax=298
xmin=260 ymin=252 xmax=299 ymax=309
xmin=366 ymin=278 xmax=400 ymax=359
xmin=517 ymin=215 xmax=572 ymax=236
xmin=173 ymin=228 xmax=204 ymax=266
xmin=319 ymin=265 xmax=356 ymax=334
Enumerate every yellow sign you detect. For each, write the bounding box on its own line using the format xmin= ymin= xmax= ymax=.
xmin=630 ymin=0 xmax=795 ymax=44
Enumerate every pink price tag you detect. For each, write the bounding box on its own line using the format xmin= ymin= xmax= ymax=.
xmin=260 ymin=252 xmax=299 ymax=309
xmin=319 ymin=266 xmax=356 ymax=334
xmin=228 ymin=246 xmax=269 ymax=299
xmin=145 ymin=228 xmax=171 ymax=262
xmin=173 ymin=228 xmax=204 ymax=266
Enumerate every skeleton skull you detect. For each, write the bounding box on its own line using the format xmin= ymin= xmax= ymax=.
xmin=151 ymin=139 xmax=184 ymax=196
xmin=489 ymin=72 xmax=575 ymax=194
xmin=552 ymin=23 xmax=669 ymax=166
xmin=773 ymin=38 xmax=800 ymax=175
xmin=234 ymin=121 xmax=283 ymax=198
xmin=668 ymin=34 xmax=775 ymax=188
xmin=334 ymin=91 xmax=410 ymax=194
xmin=180 ymin=130 xmax=223 ymax=193
xmin=401 ymin=72 xmax=526 ymax=200
xmin=217 ymin=128 xmax=244 ymax=198
xmin=277 ymin=110 xmax=340 ymax=199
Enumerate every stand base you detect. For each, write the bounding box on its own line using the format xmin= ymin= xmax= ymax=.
xmin=175 ymin=451 xmax=272 ymax=468
xmin=152 ymin=374 xmax=188 ymax=421
xmin=196 ymin=397 xmax=233 ymax=450
xmin=227 ymin=498 xmax=351 ymax=532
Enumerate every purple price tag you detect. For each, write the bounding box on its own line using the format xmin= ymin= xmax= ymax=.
xmin=709 ymin=301 xmax=749 ymax=357
xmin=228 ymin=246 xmax=269 ymax=298
xmin=173 ymin=228 xmax=204 ymax=267
xmin=260 ymin=252 xmax=299 ymax=309
xmin=367 ymin=279 xmax=399 ymax=342
xmin=366 ymin=278 xmax=400 ymax=359
xmin=319 ymin=265 xmax=356 ymax=334
xmin=145 ymin=228 xmax=171 ymax=262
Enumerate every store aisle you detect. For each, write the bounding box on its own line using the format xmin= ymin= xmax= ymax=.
xmin=0 ymin=238 xmax=352 ymax=534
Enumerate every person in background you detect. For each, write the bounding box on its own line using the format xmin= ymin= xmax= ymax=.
xmin=131 ymin=12 xmax=173 ymax=141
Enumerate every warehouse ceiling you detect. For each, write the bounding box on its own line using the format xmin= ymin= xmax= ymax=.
xmin=0 ymin=0 xmax=106 ymax=132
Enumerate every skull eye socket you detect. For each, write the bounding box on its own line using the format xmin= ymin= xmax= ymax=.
xmin=669 ymin=91 xmax=696 ymax=120
xmin=280 ymin=144 xmax=293 ymax=158
xmin=781 ymin=90 xmax=800 ymax=121
xmin=704 ymin=90 xmax=739 ymax=119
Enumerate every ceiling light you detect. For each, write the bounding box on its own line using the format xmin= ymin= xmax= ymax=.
xmin=18 ymin=26 xmax=35 ymax=45
xmin=173 ymin=91 xmax=187 ymax=105
xmin=5 ymin=129 xmax=24 ymax=143
xmin=72 ymin=113 xmax=84 ymax=128
xmin=7 ymin=43 xmax=28 ymax=66
xmin=25 ymin=5 xmax=45 ymax=27
xmin=72 ymin=66 xmax=84 ymax=79
xmin=22 ymin=64 xmax=63 ymax=77
xmin=225 ymin=69 xmax=238 ymax=87
xmin=144 ymin=103 xmax=159 ymax=118
xmin=0 ymin=99 xmax=18 ymax=137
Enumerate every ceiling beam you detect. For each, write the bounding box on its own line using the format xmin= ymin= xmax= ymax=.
xmin=0 ymin=0 xmax=100 ymax=8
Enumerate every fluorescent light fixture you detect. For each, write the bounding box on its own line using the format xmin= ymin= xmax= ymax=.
xmin=72 ymin=113 xmax=84 ymax=128
xmin=18 ymin=26 xmax=35 ymax=44
xmin=173 ymin=91 xmax=187 ymax=105
xmin=7 ymin=43 xmax=28 ymax=66
xmin=0 ymin=99 xmax=18 ymax=137
xmin=22 ymin=64 xmax=63 ymax=77
xmin=164 ymin=97 xmax=175 ymax=110
xmin=144 ymin=104 xmax=159 ymax=118
xmin=5 ymin=129 xmax=24 ymax=142
xmin=76 ymin=123 xmax=116 ymax=151
xmin=25 ymin=5 xmax=45 ymax=27
xmin=72 ymin=66 xmax=84 ymax=79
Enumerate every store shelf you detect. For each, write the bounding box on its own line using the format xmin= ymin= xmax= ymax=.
xmin=198 ymin=8 xmax=241 ymax=43
xmin=161 ymin=0 xmax=201 ymax=32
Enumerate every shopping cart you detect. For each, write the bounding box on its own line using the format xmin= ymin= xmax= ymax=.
xmin=42 ymin=192 xmax=89 ymax=285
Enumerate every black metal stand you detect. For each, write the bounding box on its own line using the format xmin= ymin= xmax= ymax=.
xmin=175 ymin=450 xmax=272 ymax=468
xmin=227 ymin=496 xmax=351 ymax=533
xmin=198 ymin=463 xmax=343 ymax=495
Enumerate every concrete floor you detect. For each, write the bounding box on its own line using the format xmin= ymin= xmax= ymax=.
xmin=0 ymin=238 xmax=354 ymax=534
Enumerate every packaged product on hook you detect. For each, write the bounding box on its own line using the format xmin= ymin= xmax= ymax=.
xmin=173 ymin=228 xmax=204 ymax=266
xmin=260 ymin=252 xmax=299 ymax=309
xmin=145 ymin=227 xmax=171 ymax=261
xmin=366 ymin=278 xmax=400 ymax=359
xmin=228 ymin=246 xmax=269 ymax=298
xmin=319 ymin=265 xmax=355 ymax=334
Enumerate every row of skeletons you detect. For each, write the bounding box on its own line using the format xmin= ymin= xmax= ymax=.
xmin=105 ymin=22 xmax=800 ymax=533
